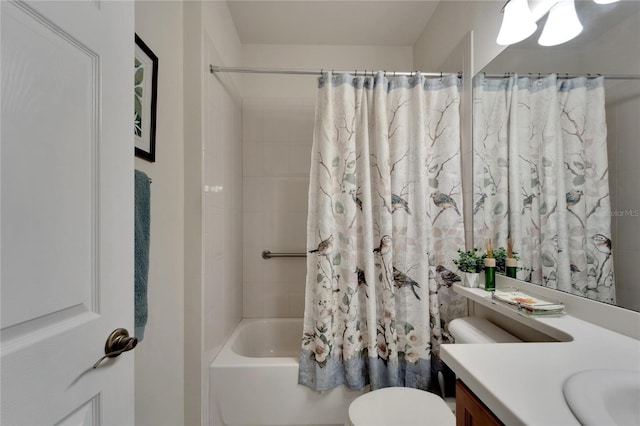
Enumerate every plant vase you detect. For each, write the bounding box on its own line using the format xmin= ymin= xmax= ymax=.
xmin=463 ymin=272 xmax=480 ymax=288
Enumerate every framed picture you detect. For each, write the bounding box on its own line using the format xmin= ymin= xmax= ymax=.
xmin=134 ymin=34 xmax=158 ymax=162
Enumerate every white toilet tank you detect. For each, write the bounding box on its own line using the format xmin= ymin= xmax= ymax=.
xmin=448 ymin=316 xmax=522 ymax=344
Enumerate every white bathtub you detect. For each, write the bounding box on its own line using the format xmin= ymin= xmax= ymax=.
xmin=210 ymin=318 xmax=367 ymax=426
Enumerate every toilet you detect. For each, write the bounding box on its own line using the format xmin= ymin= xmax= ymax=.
xmin=347 ymin=387 xmax=455 ymax=426
xmin=448 ymin=316 xmax=522 ymax=344
xmin=346 ymin=316 xmax=521 ymax=426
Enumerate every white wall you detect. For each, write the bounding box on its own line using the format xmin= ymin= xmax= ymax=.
xmin=134 ymin=2 xmax=185 ymax=425
xmin=241 ymin=44 xmax=412 ymax=318
xmin=413 ymin=0 xmax=506 ymax=75
xmin=183 ymin=2 xmax=243 ymax=425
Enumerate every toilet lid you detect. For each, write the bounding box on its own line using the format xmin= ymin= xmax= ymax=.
xmin=348 ymin=387 xmax=455 ymax=426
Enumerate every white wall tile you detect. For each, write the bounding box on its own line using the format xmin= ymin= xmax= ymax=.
xmin=243 ymin=212 xmax=264 ymax=247
xmin=243 ymin=287 xmax=265 ymax=318
xmin=243 ymin=245 xmax=265 ymax=283
xmin=290 ymin=292 xmax=307 ymax=317
xmin=242 ymin=142 xmax=264 ymax=177
xmin=274 ymin=178 xmax=311 ymax=213
xmin=242 ymin=101 xmax=263 ymax=144
xmin=210 ymin=255 xmax=227 ymax=351
xmin=264 ymin=211 xmax=308 ymax=252
xmin=264 ymin=258 xmax=307 ymax=287
xmin=262 ymin=102 xmax=299 ymax=143
xmin=263 ymin=292 xmax=291 ymax=317
xmin=210 ymin=208 xmax=226 ymax=258
xmin=263 ymin=143 xmax=313 ymax=177
xmin=242 ymin=177 xmax=264 ymax=213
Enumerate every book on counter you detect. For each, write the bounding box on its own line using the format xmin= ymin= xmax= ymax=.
xmin=492 ymin=290 xmax=565 ymax=315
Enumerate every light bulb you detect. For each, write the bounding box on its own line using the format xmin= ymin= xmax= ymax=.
xmin=496 ymin=0 xmax=538 ymax=46
xmin=538 ymin=0 xmax=583 ymax=46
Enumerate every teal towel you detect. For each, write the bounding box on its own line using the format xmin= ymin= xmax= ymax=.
xmin=135 ymin=170 xmax=151 ymax=341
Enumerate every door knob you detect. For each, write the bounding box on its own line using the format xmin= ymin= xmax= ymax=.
xmin=93 ymin=328 xmax=137 ymax=369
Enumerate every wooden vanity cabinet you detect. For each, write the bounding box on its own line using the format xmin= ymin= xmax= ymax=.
xmin=456 ymin=380 xmax=503 ymax=426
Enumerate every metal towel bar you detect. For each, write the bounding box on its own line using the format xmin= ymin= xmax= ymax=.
xmin=262 ymin=250 xmax=306 ymax=259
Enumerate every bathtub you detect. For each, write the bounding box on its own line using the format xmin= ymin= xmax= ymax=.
xmin=210 ymin=318 xmax=367 ymax=426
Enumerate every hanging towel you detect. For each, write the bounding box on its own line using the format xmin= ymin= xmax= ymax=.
xmin=134 ymin=170 xmax=151 ymax=341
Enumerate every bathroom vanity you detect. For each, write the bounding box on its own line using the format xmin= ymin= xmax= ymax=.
xmin=455 ymin=380 xmax=502 ymax=426
xmin=442 ymin=276 xmax=640 ymax=425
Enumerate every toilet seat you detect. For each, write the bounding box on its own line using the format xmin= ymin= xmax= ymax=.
xmin=347 ymin=387 xmax=455 ymax=426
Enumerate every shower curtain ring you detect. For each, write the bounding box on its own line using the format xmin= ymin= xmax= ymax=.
xmin=394 ymin=71 xmax=396 ymax=77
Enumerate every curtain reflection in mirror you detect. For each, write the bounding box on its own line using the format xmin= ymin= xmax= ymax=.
xmin=473 ymin=74 xmax=615 ymax=304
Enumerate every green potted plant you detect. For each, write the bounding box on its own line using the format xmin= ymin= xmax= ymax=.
xmin=493 ymin=246 xmax=520 ymax=276
xmin=453 ymin=248 xmax=486 ymax=288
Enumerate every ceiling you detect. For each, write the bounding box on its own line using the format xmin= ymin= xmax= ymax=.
xmin=226 ymin=1 xmax=441 ymax=46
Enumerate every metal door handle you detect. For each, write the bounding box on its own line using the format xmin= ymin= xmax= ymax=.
xmin=93 ymin=328 xmax=138 ymax=368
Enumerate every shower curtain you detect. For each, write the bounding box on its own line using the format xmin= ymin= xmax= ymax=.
xmin=473 ymin=74 xmax=615 ymax=304
xmin=299 ymin=72 xmax=467 ymax=392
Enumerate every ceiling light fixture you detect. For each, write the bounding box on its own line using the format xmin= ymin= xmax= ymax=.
xmin=497 ymin=0 xmax=615 ymax=46
xmin=538 ymin=0 xmax=583 ymax=46
xmin=496 ymin=0 xmax=538 ymax=45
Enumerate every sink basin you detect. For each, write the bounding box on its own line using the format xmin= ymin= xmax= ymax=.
xmin=563 ymin=369 xmax=640 ymax=426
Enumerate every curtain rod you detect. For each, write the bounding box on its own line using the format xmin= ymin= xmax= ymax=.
xmin=209 ymin=65 xmax=460 ymax=78
xmin=482 ymin=73 xmax=640 ymax=80
xmin=210 ymin=66 xmax=640 ymax=81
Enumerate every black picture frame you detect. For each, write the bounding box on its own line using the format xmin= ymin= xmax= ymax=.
xmin=134 ymin=34 xmax=158 ymax=162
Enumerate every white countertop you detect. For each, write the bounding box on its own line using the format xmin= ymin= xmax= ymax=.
xmin=441 ymin=284 xmax=640 ymax=425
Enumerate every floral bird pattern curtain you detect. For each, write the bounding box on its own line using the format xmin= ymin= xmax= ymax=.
xmin=298 ymin=72 xmax=467 ymax=392
xmin=473 ymin=74 xmax=615 ymax=304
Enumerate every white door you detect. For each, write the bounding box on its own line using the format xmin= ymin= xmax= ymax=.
xmin=1 ymin=1 xmax=135 ymax=424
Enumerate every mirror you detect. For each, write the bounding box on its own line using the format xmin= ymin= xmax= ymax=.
xmin=472 ymin=0 xmax=640 ymax=312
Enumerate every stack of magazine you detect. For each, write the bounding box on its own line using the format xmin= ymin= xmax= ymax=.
xmin=491 ymin=290 xmax=565 ymax=315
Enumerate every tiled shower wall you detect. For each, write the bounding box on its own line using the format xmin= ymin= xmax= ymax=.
xmin=242 ymin=97 xmax=316 ymax=317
